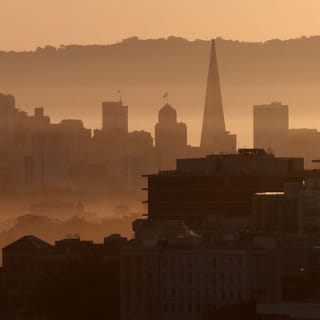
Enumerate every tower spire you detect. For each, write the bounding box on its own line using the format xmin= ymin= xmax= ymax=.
xmin=200 ymin=39 xmax=227 ymax=150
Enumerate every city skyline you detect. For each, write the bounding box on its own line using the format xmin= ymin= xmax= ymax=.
xmin=2 ymin=3 xmax=320 ymax=318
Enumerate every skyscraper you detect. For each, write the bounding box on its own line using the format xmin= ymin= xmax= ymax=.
xmin=155 ymin=103 xmax=187 ymax=169
xmin=0 ymin=94 xmax=16 ymax=149
xmin=102 ymin=100 xmax=128 ymax=134
xmin=200 ymin=40 xmax=236 ymax=153
xmin=253 ymin=102 xmax=289 ymax=155
xmin=155 ymin=103 xmax=187 ymax=151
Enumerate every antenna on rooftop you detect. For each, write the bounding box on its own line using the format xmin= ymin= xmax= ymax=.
xmin=117 ymin=89 xmax=122 ymax=103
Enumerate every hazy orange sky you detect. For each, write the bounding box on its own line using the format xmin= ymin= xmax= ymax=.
xmin=1 ymin=0 xmax=320 ymax=50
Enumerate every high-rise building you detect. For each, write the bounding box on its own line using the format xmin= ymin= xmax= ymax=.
xmin=57 ymin=119 xmax=91 ymax=163
xmin=31 ymin=133 xmax=71 ymax=190
xmin=253 ymin=102 xmax=289 ymax=155
xmin=29 ymin=107 xmax=51 ymax=134
xmin=287 ymin=128 xmax=320 ymax=168
xmin=155 ymin=103 xmax=187 ymax=169
xmin=102 ymin=100 xmax=128 ymax=134
xmin=0 ymin=94 xmax=16 ymax=149
xmin=200 ymin=40 xmax=236 ymax=153
xmin=127 ymin=130 xmax=155 ymax=190
xmin=155 ymin=103 xmax=187 ymax=151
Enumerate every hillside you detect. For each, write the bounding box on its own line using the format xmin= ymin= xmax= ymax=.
xmin=1 ymin=36 xmax=320 ymax=146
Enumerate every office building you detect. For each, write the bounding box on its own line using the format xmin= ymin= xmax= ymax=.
xmin=102 ymin=100 xmax=128 ymax=134
xmin=253 ymin=102 xmax=289 ymax=155
xmin=120 ymin=240 xmax=281 ymax=320
xmin=254 ymin=178 xmax=320 ymax=235
xmin=155 ymin=103 xmax=188 ymax=169
xmin=144 ymin=149 xmax=304 ymax=234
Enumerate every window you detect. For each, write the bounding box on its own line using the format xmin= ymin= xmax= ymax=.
xmin=162 ymin=272 xmax=167 ymax=282
xmin=163 ymin=289 xmax=167 ymax=299
xmin=179 ymin=288 xmax=184 ymax=299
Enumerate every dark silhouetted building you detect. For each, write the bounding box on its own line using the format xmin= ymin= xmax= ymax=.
xmin=253 ymin=102 xmax=289 ymax=155
xmin=102 ymin=100 xmax=128 ymax=134
xmin=155 ymin=103 xmax=187 ymax=169
xmin=253 ymin=189 xmax=299 ymax=234
xmin=254 ymin=178 xmax=320 ymax=235
xmin=120 ymin=238 xmax=281 ymax=320
xmin=0 ymin=234 xmax=127 ymax=319
xmin=253 ymin=102 xmax=320 ymax=168
xmin=128 ymin=130 xmax=156 ymax=190
xmin=144 ymin=149 xmax=304 ymax=234
xmin=0 ymin=94 xmax=16 ymax=149
xmin=29 ymin=107 xmax=51 ymax=134
xmin=200 ymin=40 xmax=236 ymax=153
xmin=287 ymin=128 xmax=320 ymax=168
xmin=57 ymin=119 xmax=91 ymax=163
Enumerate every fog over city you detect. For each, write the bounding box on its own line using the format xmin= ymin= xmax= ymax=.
xmin=2 ymin=1 xmax=320 ymax=319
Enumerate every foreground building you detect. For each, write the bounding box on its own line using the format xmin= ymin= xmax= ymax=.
xmin=0 ymin=233 xmax=281 ymax=320
xmin=144 ymin=149 xmax=304 ymax=234
xmin=0 ymin=234 xmax=127 ymax=319
xmin=120 ymin=241 xmax=281 ymax=320
xmin=254 ymin=178 xmax=320 ymax=235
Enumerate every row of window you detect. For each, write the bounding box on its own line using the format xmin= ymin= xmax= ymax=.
xmin=162 ymin=288 xmax=243 ymax=302
xmin=124 ymin=255 xmax=244 ymax=269
xmin=161 ymin=256 xmax=243 ymax=269
xmin=125 ymin=287 xmax=244 ymax=302
xmin=161 ymin=272 xmax=243 ymax=286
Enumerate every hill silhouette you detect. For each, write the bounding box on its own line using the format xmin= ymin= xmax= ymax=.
xmin=1 ymin=36 xmax=320 ymax=146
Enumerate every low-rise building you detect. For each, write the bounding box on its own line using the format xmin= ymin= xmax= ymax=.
xmin=120 ymin=240 xmax=282 ymax=320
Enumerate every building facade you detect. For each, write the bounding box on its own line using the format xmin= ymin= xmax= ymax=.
xmin=145 ymin=149 xmax=304 ymax=234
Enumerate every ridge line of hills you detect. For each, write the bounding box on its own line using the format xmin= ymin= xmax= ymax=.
xmin=2 ymin=35 xmax=320 ymax=146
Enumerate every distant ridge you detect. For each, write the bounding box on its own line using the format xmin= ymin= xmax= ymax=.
xmin=2 ymin=36 xmax=320 ymax=86
xmin=2 ymin=35 xmax=320 ymax=146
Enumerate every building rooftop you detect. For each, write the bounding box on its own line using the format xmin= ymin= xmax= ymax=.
xmin=3 ymin=235 xmax=51 ymax=251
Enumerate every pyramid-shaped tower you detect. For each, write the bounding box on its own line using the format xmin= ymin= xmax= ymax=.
xmin=200 ymin=40 xmax=236 ymax=153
